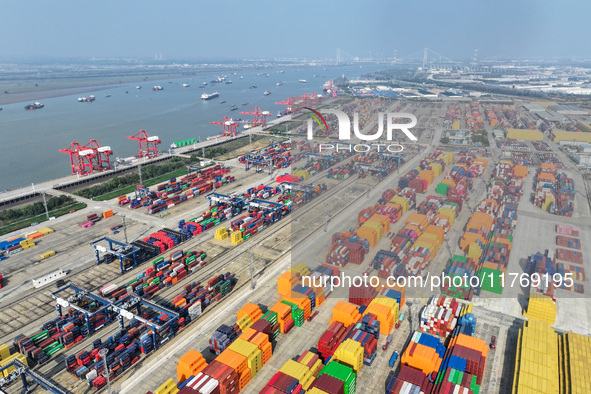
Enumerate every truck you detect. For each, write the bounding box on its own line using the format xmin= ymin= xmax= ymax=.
xmin=395 ymin=313 xmax=405 ymax=329
xmin=382 ymin=334 xmax=393 ymax=351
xmin=388 ymin=350 xmax=399 ymax=368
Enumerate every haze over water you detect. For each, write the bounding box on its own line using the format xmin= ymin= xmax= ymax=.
xmin=0 ymin=65 xmax=378 ymax=190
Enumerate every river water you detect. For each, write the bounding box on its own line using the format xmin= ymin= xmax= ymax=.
xmin=0 ymin=65 xmax=380 ymax=190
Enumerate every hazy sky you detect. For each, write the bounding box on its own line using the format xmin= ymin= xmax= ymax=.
xmin=0 ymin=0 xmax=589 ymax=61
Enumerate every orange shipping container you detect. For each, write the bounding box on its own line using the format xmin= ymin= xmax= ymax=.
xmin=216 ymin=348 xmax=249 ymax=377
xmin=177 ymin=349 xmax=207 ymax=382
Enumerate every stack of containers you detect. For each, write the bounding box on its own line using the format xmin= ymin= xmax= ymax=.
xmin=433 ymin=332 xmax=487 ymax=393
xmin=331 ymin=338 xmax=364 ymax=373
xmin=237 ymin=303 xmax=263 ymax=331
xmin=277 ymin=271 xmax=302 ymax=298
xmin=363 ymin=298 xmax=397 ymax=336
xmin=348 ymin=329 xmax=378 ymax=366
xmin=271 ymin=302 xmax=294 ymax=334
xmin=416 ymin=197 xmax=444 ymax=220
xmin=330 ymin=302 xmax=361 ymax=328
xmin=318 ymin=321 xmax=355 ymax=360
xmin=209 ymin=324 xmax=242 ymax=355
xmin=386 ymin=365 xmax=434 ymax=393
xmin=282 ymin=295 xmax=311 ymax=322
xmin=177 ymin=350 xmax=208 ymax=382
xmin=441 ymin=255 xmax=478 ymax=300
xmin=512 ymin=319 xmax=559 ymax=394
xmin=317 ymin=361 xmax=357 ymax=394
xmin=419 ymin=295 xmax=460 ymax=337
xmin=401 ymin=331 xmax=445 ymax=377
xmin=348 ymin=283 xmax=378 ymax=307
xmin=523 ymin=293 xmax=557 ymax=324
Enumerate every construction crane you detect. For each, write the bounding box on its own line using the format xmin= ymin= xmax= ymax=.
xmin=240 ymin=106 xmax=272 ymax=128
xmin=210 ymin=117 xmax=238 ymax=138
xmin=59 ymin=141 xmax=95 ymax=176
xmin=126 ymin=130 xmax=161 ymax=159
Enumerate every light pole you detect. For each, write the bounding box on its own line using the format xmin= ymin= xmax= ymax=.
xmin=98 ymin=348 xmax=111 ymax=393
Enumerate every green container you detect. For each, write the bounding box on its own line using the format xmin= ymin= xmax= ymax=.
xmin=478 ymin=267 xmax=504 ymax=294
xmin=152 ymin=277 xmax=161 ymax=285
xmin=244 ymin=233 xmax=251 ymax=240
xmin=319 ymin=361 xmax=357 ymax=394
xmin=213 ymin=218 xmax=221 ymax=226
xmin=42 ymin=341 xmax=59 ymax=353
xmin=46 ymin=344 xmax=64 ymax=356
xmin=125 ymin=279 xmax=138 ymax=287
xmin=31 ymin=330 xmax=49 ymax=344
xmin=262 ymin=311 xmax=278 ymax=325
xmin=153 ymin=257 xmax=165 ymax=265
xmin=186 ymin=255 xmax=196 ymax=264
xmin=436 ymin=183 xmax=450 ymax=195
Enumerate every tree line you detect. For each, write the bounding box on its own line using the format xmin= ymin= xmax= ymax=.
xmin=74 ymin=156 xmax=198 ymax=199
xmin=0 ymin=194 xmax=74 ymax=225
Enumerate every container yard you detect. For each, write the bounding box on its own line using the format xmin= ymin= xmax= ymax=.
xmin=1 ymin=95 xmax=591 ymax=394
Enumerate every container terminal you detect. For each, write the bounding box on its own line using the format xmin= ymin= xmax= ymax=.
xmin=1 ymin=87 xmax=591 ymax=394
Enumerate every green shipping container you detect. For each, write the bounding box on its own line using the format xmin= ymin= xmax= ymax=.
xmin=318 ymin=361 xmax=357 ymax=394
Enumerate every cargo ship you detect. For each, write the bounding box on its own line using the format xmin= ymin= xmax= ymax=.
xmin=24 ymin=102 xmax=44 ymax=110
xmin=77 ymin=95 xmax=95 ymax=102
xmin=136 ymin=85 xmax=142 ymax=89
xmin=201 ymin=92 xmax=219 ymax=100
xmin=249 ymin=86 xmax=257 ymax=89
xmin=277 ymin=109 xmax=288 ymax=118
xmin=264 ymin=91 xmax=271 ymax=96
xmin=225 ymin=80 xmax=232 ymax=84
xmin=276 ymin=82 xmax=283 ymax=86
xmin=299 ymin=79 xmax=307 ymax=83
xmin=152 ymin=86 xmax=164 ymax=91
xmin=182 ymin=83 xmax=190 ymax=88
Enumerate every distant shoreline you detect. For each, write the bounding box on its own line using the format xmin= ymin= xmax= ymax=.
xmin=0 ymin=65 xmax=291 ymax=106
xmin=0 ymin=72 xmax=191 ymax=105
xmin=0 ymin=84 xmax=127 ymax=105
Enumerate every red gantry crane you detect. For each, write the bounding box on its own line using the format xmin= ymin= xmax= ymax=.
xmin=240 ymin=106 xmax=271 ymax=128
xmin=126 ymin=130 xmax=161 ymax=159
xmin=60 ymin=140 xmax=114 ymax=176
xmin=84 ymin=139 xmax=113 ymax=172
xmin=211 ymin=117 xmax=238 ymax=137
xmin=59 ymin=142 xmax=95 ymax=176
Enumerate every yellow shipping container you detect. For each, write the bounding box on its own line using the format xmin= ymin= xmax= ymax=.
xmin=231 ymin=231 xmax=243 ymax=245
xmin=155 ymin=378 xmax=179 ymax=394
xmin=38 ymin=227 xmax=54 ymax=235
xmin=280 ymin=359 xmax=314 ymax=390
xmin=292 ymin=263 xmax=310 ymax=277
xmin=0 ymin=344 xmax=10 ymax=361
xmin=214 ymin=227 xmax=229 ymax=240
xmin=437 ymin=208 xmax=456 ymax=225
xmin=390 ymin=196 xmax=409 ymax=213
xmin=452 ymin=120 xmax=460 ymax=130
xmin=363 ymin=221 xmax=383 ymax=240
xmin=430 ymin=163 xmax=442 ymax=177
xmin=229 ymin=338 xmax=262 ymax=378
xmin=523 ymin=293 xmax=556 ymax=324
xmin=513 ymin=319 xmax=559 ymax=394
xmin=372 ymin=296 xmax=399 ymax=318
xmin=307 ymin=388 xmax=330 ymax=394
xmin=333 ymin=339 xmax=364 ymax=372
